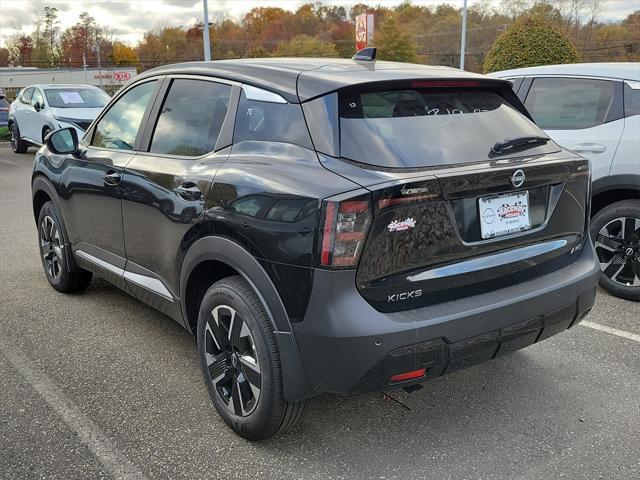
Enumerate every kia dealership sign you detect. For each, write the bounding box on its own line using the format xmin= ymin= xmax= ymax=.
xmin=355 ymin=13 xmax=374 ymax=51
xmin=114 ymin=71 xmax=131 ymax=81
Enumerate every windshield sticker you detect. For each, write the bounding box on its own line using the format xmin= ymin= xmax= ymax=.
xmin=387 ymin=218 xmax=416 ymax=233
xmin=58 ymin=91 xmax=85 ymax=104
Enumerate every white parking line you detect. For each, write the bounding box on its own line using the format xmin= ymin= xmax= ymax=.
xmin=581 ymin=320 xmax=640 ymax=343
xmin=0 ymin=338 xmax=148 ymax=480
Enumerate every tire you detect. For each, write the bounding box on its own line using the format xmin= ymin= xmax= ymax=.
xmin=196 ymin=276 xmax=305 ymax=440
xmin=591 ymin=199 xmax=640 ymax=301
xmin=37 ymin=201 xmax=93 ymax=293
xmin=10 ymin=123 xmax=28 ymax=154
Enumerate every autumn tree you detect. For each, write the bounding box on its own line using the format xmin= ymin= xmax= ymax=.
xmin=6 ymin=35 xmax=33 ymax=66
xmin=274 ymin=35 xmax=339 ymax=57
xmin=244 ymin=44 xmax=272 ymax=58
xmin=60 ymin=13 xmax=105 ymax=67
xmin=0 ymin=48 xmax=10 ymax=67
xmin=375 ymin=17 xmax=418 ymax=63
xmin=110 ymin=42 xmax=138 ymax=66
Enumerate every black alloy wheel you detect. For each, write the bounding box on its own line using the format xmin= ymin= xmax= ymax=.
xmin=10 ymin=124 xmax=28 ymax=153
xmin=592 ymin=200 xmax=640 ymax=301
xmin=37 ymin=201 xmax=93 ymax=292
xmin=204 ymin=304 xmax=262 ymax=417
xmin=197 ymin=276 xmax=305 ymax=440
xmin=40 ymin=214 xmax=63 ymax=281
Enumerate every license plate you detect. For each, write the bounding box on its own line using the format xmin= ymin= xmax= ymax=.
xmin=478 ymin=191 xmax=531 ymax=239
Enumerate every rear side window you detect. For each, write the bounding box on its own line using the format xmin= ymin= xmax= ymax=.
xmin=338 ymin=85 xmax=555 ymax=169
xmin=234 ymin=91 xmax=312 ymax=148
xmin=524 ymin=77 xmax=620 ymax=130
xmin=624 ymin=83 xmax=640 ymax=118
xmin=149 ymin=79 xmax=231 ymax=156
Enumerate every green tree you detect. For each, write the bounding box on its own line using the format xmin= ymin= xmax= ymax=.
xmin=484 ymin=18 xmax=579 ymax=73
xmin=375 ymin=17 xmax=418 ymax=63
xmin=274 ymin=35 xmax=339 ymax=57
xmin=31 ymin=7 xmax=61 ymax=66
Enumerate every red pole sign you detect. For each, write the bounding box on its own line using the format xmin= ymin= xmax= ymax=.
xmin=355 ymin=13 xmax=374 ymax=51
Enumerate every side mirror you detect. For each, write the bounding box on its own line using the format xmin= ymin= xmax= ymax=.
xmin=46 ymin=127 xmax=79 ymax=155
xmin=33 ymin=101 xmax=42 ymax=112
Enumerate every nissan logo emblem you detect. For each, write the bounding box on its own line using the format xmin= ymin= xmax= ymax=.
xmin=511 ymin=169 xmax=526 ymax=188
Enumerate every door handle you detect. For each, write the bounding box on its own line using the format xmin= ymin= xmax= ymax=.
xmin=103 ymin=170 xmax=122 ymax=185
xmin=175 ymin=182 xmax=202 ymax=201
xmin=571 ymin=143 xmax=606 ymax=153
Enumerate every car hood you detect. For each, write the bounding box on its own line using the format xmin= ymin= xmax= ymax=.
xmin=49 ymin=106 xmax=103 ymax=120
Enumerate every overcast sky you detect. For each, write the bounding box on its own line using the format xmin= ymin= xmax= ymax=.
xmin=1 ymin=0 xmax=637 ymax=47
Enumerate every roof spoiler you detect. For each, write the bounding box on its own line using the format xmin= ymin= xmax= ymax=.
xmin=352 ymin=48 xmax=376 ymax=62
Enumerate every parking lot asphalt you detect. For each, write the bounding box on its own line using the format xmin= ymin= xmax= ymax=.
xmin=1 ymin=148 xmax=639 ymax=480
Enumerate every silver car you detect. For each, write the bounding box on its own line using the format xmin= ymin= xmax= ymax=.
xmin=9 ymin=84 xmax=110 ymax=152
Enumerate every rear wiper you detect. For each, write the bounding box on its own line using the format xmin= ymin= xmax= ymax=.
xmin=491 ymin=136 xmax=549 ymax=156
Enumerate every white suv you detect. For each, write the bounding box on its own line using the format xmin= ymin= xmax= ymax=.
xmin=9 ymin=84 xmax=110 ymax=153
xmin=491 ymin=63 xmax=639 ymax=301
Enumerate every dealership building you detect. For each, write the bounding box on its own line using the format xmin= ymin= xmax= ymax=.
xmin=0 ymin=66 xmax=137 ymax=99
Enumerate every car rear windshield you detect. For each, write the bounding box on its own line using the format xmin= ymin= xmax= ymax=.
xmin=45 ymin=88 xmax=110 ymax=108
xmin=339 ymin=85 xmax=559 ymax=168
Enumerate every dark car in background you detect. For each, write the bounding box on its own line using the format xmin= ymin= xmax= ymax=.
xmin=0 ymin=92 xmax=9 ymax=127
xmin=32 ymin=57 xmax=599 ymax=440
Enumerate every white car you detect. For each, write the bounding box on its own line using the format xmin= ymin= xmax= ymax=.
xmin=9 ymin=84 xmax=110 ymax=153
xmin=491 ymin=63 xmax=640 ymax=301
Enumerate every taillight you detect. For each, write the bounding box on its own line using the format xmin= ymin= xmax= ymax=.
xmin=320 ymin=194 xmax=372 ymax=268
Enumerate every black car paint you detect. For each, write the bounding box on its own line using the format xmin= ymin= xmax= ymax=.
xmin=31 ymin=60 xmax=599 ymax=402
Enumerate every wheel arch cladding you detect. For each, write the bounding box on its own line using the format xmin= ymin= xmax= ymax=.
xmin=32 ymin=175 xmax=82 ymax=273
xmin=591 ymin=174 xmax=640 ymax=217
xmin=180 ymin=236 xmax=312 ymax=402
xmin=32 ymin=176 xmax=59 ymax=223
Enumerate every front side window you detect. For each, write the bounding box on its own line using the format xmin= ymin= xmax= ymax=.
xmin=45 ymin=88 xmax=110 ymax=108
xmin=524 ymin=78 xmax=618 ymax=130
xmin=149 ymin=79 xmax=231 ymax=156
xmin=338 ymin=85 xmax=556 ymax=168
xmin=92 ymin=81 xmax=156 ymax=151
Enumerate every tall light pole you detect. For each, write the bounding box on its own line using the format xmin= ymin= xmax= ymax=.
xmin=202 ymin=0 xmax=211 ymax=61
xmin=460 ymin=0 xmax=468 ymax=70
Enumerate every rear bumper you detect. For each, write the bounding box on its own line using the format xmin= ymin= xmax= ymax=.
xmin=292 ymin=240 xmax=599 ymax=395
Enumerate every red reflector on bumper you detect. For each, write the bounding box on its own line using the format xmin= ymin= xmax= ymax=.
xmin=389 ymin=368 xmax=426 ymax=383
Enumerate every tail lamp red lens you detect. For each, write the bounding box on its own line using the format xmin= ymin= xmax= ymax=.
xmin=390 ymin=368 xmax=426 ymax=383
xmin=320 ymin=195 xmax=372 ymax=268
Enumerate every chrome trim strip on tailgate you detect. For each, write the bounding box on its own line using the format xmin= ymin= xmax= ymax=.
xmin=408 ymin=239 xmax=568 ymax=282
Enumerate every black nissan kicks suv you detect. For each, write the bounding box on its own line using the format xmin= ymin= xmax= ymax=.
xmin=32 ymin=57 xmax=600 ymax=440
